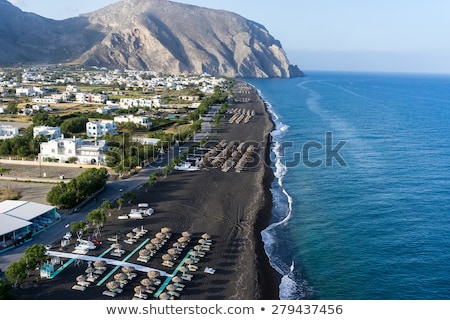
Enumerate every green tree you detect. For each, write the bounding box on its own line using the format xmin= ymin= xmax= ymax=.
xmin=0 ymin=279 xmax=14 ymax=299
xmin=70 ymin=221 xmax=87 ymax=239
xmin=116 ymin=198 xmax=125 ymax=210
xmin=23 ymin=245 xmax=47 ymax=271
xmin=87 ymin=208 xmax=106 ymax=228
xmin=5 ymin=260 xmax=27 ymax=287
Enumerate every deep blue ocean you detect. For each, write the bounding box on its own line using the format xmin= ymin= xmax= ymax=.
xmin=246 ymin=72 xmax=450 ymax=300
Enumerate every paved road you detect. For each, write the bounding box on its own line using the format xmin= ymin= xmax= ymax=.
xmin=0 ymin=107 xmax=218 ymax=272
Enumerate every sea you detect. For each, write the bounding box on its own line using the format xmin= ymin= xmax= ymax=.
xmin=245 ymin=71 xmax=450 ymax=300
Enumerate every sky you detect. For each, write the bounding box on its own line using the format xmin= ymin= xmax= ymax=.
xmin=8 ymin=0 xmax=450 ymax=74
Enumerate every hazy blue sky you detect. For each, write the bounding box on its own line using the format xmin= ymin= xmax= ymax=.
xmin=8 ymin=0 xmax=450 ymax=74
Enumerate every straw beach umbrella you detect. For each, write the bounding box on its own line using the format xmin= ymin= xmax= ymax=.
xmin=201 ymin=233 xmax=211 ymax=241
xmin=178 ymin=266 xmax=188 ymax=277
xmin=161 ymin=227 xmax=172 ymax=234
xmin=134 ymin=285 xmax=146 ymax=298
xmin=182 ymin=231 xmax=192 ymax=238
xmin=94 ymin=260 xmax=106 ymax=268
xmin=159 ymin=292 xmax=171 ymax=300
xmin=114 ymin=272 xmax=127 ymax=282
xmin=147 ymin=270 xmax=160 ymax=279
xmin=162 ymin=254 xmax=174 ymax=261
xmin=106 ymin=281 xmax=120 ymax=291
xmin=76 ymin=274 xmax=87 ymax=282
xmin=167 ymin=248 xmax=179 ymax=256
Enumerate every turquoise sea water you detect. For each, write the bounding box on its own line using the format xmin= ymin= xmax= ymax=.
xmin=246 ymin=72 xmax=450 ymax=300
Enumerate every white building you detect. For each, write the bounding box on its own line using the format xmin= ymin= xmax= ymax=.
xmin=86 ymin=120 xmax=117 ymax=137
xmin=0 ymin=200 xmax=60 ymax=248
xmin=114 ymin=115 xmax=152 ymax=127
xmin=0 ymin=125 xmax=19 ymax=139
xmin=119 ymin=97 xmax=161 ymax=110
xmin=39 ymin=137 xmax=108 ymax=165
xmin=33 ymin=126 xmax=61 ymax=140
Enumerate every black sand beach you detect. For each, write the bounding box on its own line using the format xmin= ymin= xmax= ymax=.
xmin=11 ymin=81 xmax=280 ymax=300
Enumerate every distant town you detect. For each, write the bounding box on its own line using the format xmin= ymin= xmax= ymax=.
xmin=0 ymin=64 xmax=232 ymax=172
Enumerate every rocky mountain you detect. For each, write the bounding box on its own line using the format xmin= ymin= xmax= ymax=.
xmin=0 ymin=0 xmax=303 ymax=78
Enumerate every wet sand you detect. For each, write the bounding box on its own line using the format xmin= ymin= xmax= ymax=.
xmin=11 ymin=81 xmax=280 ymax=300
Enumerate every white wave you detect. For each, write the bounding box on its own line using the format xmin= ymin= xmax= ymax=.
xmin=255 ymin=82 xmax=304 ymax=299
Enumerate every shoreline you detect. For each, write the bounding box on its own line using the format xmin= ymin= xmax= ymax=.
xmin=8 ymin=80 xmax=281 ymax=300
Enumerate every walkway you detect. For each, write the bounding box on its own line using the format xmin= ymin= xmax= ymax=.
xmin=45 ymin=250 xmax=170 ymax=277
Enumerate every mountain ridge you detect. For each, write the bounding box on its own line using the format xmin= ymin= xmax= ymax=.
xmin=0 ymin=0 xmax=303 ymax=78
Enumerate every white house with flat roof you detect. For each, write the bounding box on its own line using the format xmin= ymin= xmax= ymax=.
xmin=0 ymin=125 xmax=19 ymax=139
xmin=33 ymin=126 xmax=61 ymax=140
xmin=39 ymin=137 xmax=108 ymax=165
xmin=114 ymin=115 xmax=152 ymax=127
xmin=86 ymin=120 xmax=117 ymax=137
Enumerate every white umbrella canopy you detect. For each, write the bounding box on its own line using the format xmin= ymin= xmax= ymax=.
xmin=132 ymin=227 xmax=141 ymax=234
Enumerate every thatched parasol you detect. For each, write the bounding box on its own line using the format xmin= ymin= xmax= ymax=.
xmin=167 ymin=248 xmax=178 ymax=256
xmin=114 ymin=272 xmax=127 ymax=282
xmin=145 ymin=243 xmax=157 ymax=251
xmin=94 ymin=260 xmax=106 ymax=268
xmin=76 ymin=274 xmax=87 ymax=282
xmin=140 ymin=278 xmax=154 ymax=288
xmin=151 ymin=238 xmax=162 ymax=245
xmin=166 ymin=284 xmax=177 ymax=292
xmin=106 ymin=281 xmax=120 ymax=291
xmin=171 ymin=276 xmax=182 ymax=284
xmin=147 ymin=270 xmax=160 ymax=279
xmin=162 ymin=254 xmax=174 ymax=261
xmin=139 ymin=249 xmax=151 ymax=257
xmin=132 ymin=227 xmax=141 ymax=234
xmin=178 ymin=266 xmax=188 ymax=276
xmin=182 ymin=231 xmax=192 ymax=238
xmin=161 ymin=227 xmax=172 ymax=234
xmin=121 ymin=265 xmax=135 ymax=274
xmin=194 ymin=245 xmax=204 ymax=252
xmin=185 ymin=258 xmax=194 ymax=266
xmin=155 ymin=232 xmax=166 ymax=239
xmin=159 ymin=292 xmax=171 ymax=300
xmin=201 ymin=233 xmax=211 ymax=240
xmin=134 ymin=285 xmax=145 ymax=294
xmin=177 ymin=236 xmax=189 ymax=243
